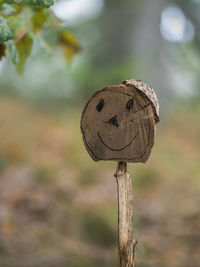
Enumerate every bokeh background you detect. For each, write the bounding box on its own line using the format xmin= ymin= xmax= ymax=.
xmin=0 ymin=0 xmax=200 ymax=266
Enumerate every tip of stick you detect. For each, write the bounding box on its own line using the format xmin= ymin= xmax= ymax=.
xmin=114 ymin=161 xmax=128 ymax=177
xmin=118 ymin=161 xmax=127 ymax=171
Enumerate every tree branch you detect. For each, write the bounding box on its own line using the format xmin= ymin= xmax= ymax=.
xmin=115 ymin=161 xmax=137 ymax=267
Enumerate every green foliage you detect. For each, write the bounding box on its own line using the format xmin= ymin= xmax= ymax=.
xmin=0 ymin=0 xmax=53 ymax=8
xmin=0 ymin=3 xmax=16 ymax=16
xmin=59 ymin=31 xmax=81 ymax=64
xmin=23 ymin=0 xmax=54 ymax=8
xmin=31 ymin=8 xmax=47 ymax=30
xmin=16 ymin=33 xmax=32 ymax=73
xmin=0 ymin=15 xmax=13 ymax=43
xmin=6 ymin=40 xmax=18 ymax=63
xmin=0 ymin=0 xmax=81 ymax=74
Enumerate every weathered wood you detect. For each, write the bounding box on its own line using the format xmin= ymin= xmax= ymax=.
xmin=80 ymin=79 xmax=160 ymax=266
xmin=122 ymin=79 xmax=159 ymax=123
xmin=81 ymin=81 xmax=159 ymax=163
xmin=115 ymin=161 xmax=137 ymax=267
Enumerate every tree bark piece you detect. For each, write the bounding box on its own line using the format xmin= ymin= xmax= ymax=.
xmin=115 ymin=161 xmax=137 ymax=267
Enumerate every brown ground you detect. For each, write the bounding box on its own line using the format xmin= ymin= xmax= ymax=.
xmin=0 ymin=95 xmax=199 ymax=267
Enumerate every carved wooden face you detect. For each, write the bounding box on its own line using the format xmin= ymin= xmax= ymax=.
xmin=81 ymin=84 xmax=156 ymax=163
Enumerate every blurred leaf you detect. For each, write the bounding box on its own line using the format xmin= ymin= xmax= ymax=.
xmin=0 ymin=3 xmax=17 ymax=15
xmin=0 ymin=15 xmax=13 ymax=43
xmin=23 ymin=0 xmax=54 ymax=8
xmin=0 ymin=0 xmax=54 ymax=6
xmin=8 ymin=17 xmax=26 ymax=39
xmin=0 ymin=42 xmax=6 ymax=59
xmin=6 ymin=39 xmax=18 ymax=63
xmin=15 ymin=28 xmax=26 ymax=42
xmin=0 ymin=0 xmax=21 ymax=4
xmin=32 ymin=8 xmax=48 ymax=31
xmin=35 ymin=34 xmax=52 ymax=55
xmin=0 ymin=0 xmax=13 ymax=4
xmin=15 ymin=32 xmax=32 ymax=74
xmin=0 ymin=0 xmax=80 ymax=72
xmin=59 ymin=31 xmax=81 ymax=63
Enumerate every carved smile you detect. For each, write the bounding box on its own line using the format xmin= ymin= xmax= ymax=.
xmin=97 ymin=132 xmax=139 ymax=151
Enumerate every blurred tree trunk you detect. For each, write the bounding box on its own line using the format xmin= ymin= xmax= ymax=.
xmin=94 ymin=0 xmax=170 ymax=110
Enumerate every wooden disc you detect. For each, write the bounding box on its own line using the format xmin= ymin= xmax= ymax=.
xmin=81 ymin=83 xmax=158 ymax=163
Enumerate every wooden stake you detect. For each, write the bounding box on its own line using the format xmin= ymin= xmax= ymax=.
xmin=115 ymin=161 xmax=137 ymax=267
xmin=81 ymin=79 xmax=160 ymax=265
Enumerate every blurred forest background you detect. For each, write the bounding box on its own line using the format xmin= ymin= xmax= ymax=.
xmin=0 ymin=0 xmax=200 ymax=266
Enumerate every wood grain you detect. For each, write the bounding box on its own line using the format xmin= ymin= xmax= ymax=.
xmin=81 ymin=83 xmax=157 ymax=163
xmin=115 ymin=161 xmax=137 ymax=267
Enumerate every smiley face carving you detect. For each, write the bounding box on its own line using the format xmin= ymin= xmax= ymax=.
xmin=81 ymin=80 xmax=159 ymax=163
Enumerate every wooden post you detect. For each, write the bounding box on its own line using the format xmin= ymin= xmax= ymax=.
xmin=81 ymin=79 xmax=159 ymax=266
xmin=114 ymin=161 xmax=137 ymax=267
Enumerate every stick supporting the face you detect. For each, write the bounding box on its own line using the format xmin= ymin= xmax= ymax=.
xmin=115 ymin=161 xmax=137 ymax=267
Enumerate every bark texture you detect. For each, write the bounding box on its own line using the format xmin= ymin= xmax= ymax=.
xmin=115 ymin=161 xmax=137 ymax=267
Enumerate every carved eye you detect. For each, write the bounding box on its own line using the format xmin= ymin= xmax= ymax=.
xmin=126 ymin=98 xmax=134 ymax=111
xmin=96 ymin=98 xmax=104 ymax=112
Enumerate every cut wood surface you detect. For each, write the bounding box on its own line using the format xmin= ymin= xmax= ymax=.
xmin=115 ymin=161 xmax=137 ymax=267
xmin=81 ymin=82 xmax=158 ymax=163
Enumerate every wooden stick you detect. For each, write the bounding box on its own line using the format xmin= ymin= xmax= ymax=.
xmin=114 ymin=161 xmax=137 ymax=267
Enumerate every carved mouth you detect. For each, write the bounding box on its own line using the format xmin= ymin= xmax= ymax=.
xmin=97 ymin=132 xmax=139 ymax=152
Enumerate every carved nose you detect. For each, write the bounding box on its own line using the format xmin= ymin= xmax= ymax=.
xmin=105 ymin=115 xmax=119 ymax=127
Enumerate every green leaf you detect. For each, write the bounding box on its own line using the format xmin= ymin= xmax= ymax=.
xmin=59 ymin=31 xmax=81 ymax=64
xmin=0 ymin=16 xmax=13 ymax=43
xmin=0 ymin=0 xmax=54 ymax=7
xmin=6 ymin=39 xmax=18 ymax=64
xmin=0 ymin=0 xmax=21 ymax=4
xmin=32 ymin=8 xmax=48 ymax=31
xmin=15 ymin=33 xmax=32 ymax=74
xmin=0 ymin=3 xmax=17 ymax=16
xmin=8 ymin=17 xmax=26 ymax=39
xmin=22 ymin=0 xmax=54 ymax=8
